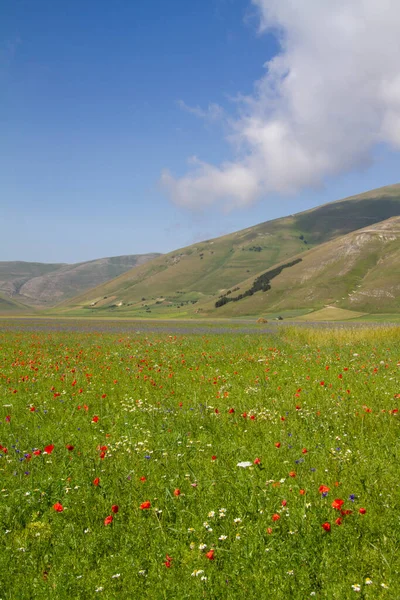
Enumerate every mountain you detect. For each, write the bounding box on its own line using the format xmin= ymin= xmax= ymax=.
xmin=52 ymin=184 xmax=400 ymax=318
xmin=0 ymin=254 xmax=161 ymax=308
xmin=200 ymin=216 xmax=400 ymax=317
xmin=0 ymin=292 xmax=31 ymax=314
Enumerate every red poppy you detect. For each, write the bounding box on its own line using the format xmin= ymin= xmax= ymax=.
xmin=92 ymin=416 xmax=99 ymax=423
xmin=289 ymin=471 xmax=296 ymax=478
xmin=104 ymin=515 xmax=113 ymax=526
xmin=228 ymin=408 xmax=235 ymax=414
xmin=341 ymin=509 xmax=353 ymax=516
xmin=299 ymin=489 xmax=306 ymax=495
xmin=253 ymin=457 xmax=261 ymax=465
xmin=242 ymin=412 xmax=247 ymax=418
xmin=101 ymin=394 xmax=107 ymax=399
xmin=111 ymin=505 xmax=119 ymax=514
xmin=173 ymin=488 xmax=181 ymax=496
xmin=302 ymin=448 xmax=308 ymax=454
xmin=66 ymin=445 xmax=74 ymax=451
xmin=93 ymin=477 xmax=100 ymax=486
xmin=211 ymin=455 xmax=217 ymax=461
xmin=205 ymin=549 xmax=215 ymax=560
xmin=250 ymin=415 xmax=256 ymax=420
xmin=44 ymin=444 xmax=54 ymax=455
xmin=100 ymin=451 xmax=106 ymax=459
xmin=321 ymin=522 xmax=331 ymax=532
xmin=331 ymin=499 xmax=344 ymax=510
xmin=281 ymin=499 xmax=287 ymax=506
xmin=319 ymin=485 xmax=330 ymax=494
xmin=335 ymin=517 xmax=343 ymax=526
xmin=33 ymin=449 xmax=41 ymax=456
xmin=359 ymin=507 xmax=366 ymax=514
xmin=272 ymin=513 xmax=280 ymax=521
xmin=140 ymin=501 xmax=151 ymax=510
xmin=266 ymin=527 xmax=273 ymax=534
xmin=140 ymin=476 xmax=146 ymax=482
xmin=53 ymin=502 xmax=63 ymax=512
xmin=274 ymin=442 xmax=281 ymax=448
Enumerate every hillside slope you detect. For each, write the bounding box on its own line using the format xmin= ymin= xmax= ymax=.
xmin=0 ymin=254 xmax=161 ymax=307
xmin=203 ymin=216 xmax=400 ymax=317
xmin=53 ymin=184 xmax=400 ymax=317
xmin=0 ymin=292 xmax=31 ymax=315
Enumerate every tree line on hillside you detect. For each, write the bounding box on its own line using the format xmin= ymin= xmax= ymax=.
xmin=215 ymin=258 xmax=303 ymax=308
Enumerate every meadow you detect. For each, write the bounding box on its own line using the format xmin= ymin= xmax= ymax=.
xmin=0 ymin=320 xmax=399 ymax=599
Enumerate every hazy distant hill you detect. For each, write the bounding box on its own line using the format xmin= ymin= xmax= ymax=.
xmin=0 ymin=292 xmax=31 ymax=314
xmin=52 ymin=184 xmax=400 ymax=318
xmin=0 ymin=254 xmax=161 ymax=308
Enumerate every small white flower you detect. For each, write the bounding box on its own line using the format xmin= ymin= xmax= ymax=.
xmin=287 ymin=570 xmax=294 ymax=576
xmin=201 ymin=576 xmax=207 ymax=581
xmin=191 ymin=570 xmax=204 ymax=577
xmin=95 ymin=587 xmax=104 ymax=592
xmin=234 ymin=518 xmax=242 ymax=524
xmin=199 ymin=543 xmax=207 ymax=551
xmin=189 ymin=542 xmax=196 ymax=550
xmin=208 ymin=511 xmax=215 ymax=518
xmin=381 ymin=583 xmax=389 ymax=589
xmin=187 ymin=527 xmax=195 ymax=533
xmin=111 ymin=574 xmax=120 ymax=579
xmin=235 ymin=534 xmax=241 ymax=540
xmin=365 ymin=578 xmax=373 ymax=585
xmin=237 ymin=461 xmax=252 ymax=468
xmin=138 ymin=570 xmax=146 ymax=577
xmin=219 ymin=535 xmax=227 ymax=541
xmin=351 ymin=584 xmax=361 ymax=592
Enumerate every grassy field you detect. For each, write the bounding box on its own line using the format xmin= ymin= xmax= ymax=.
xmin=0 ymin=321 xmax=399 ymax=598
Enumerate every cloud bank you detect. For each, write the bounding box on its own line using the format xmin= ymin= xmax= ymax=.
xmin=162 ymin=0 xmax=400 ymax=209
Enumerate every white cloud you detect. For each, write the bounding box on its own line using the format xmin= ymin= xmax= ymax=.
xmin=162 ymin=0 xmax=400 ymax=209
xmin=177 ymin=100 xmax=224 ymax=122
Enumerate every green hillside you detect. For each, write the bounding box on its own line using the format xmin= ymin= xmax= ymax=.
xmin=52 ymin=184 xmax=400 ymax=318
xmin=201 ymin=216 xmax=400 ymax=318
xmin=0 ymin=292 xmax=31 ymax=314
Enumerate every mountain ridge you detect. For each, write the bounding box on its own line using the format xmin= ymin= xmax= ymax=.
xmin=50 ymin=183 xmax=400 ymax=318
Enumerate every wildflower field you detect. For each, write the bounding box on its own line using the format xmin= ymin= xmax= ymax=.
xmin=0 ymin=321 xmax=399 ymax=599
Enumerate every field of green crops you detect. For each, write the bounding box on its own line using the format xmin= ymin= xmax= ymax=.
xmin=0 ymin=321 xmax=399 ymax=599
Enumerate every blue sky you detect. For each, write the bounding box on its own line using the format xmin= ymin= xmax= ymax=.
xmin=1 ymin=0 xmax=400 ymax=263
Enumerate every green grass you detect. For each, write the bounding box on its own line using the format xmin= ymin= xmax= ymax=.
xmin=0 ymin=321 xmax=398 ymax=599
